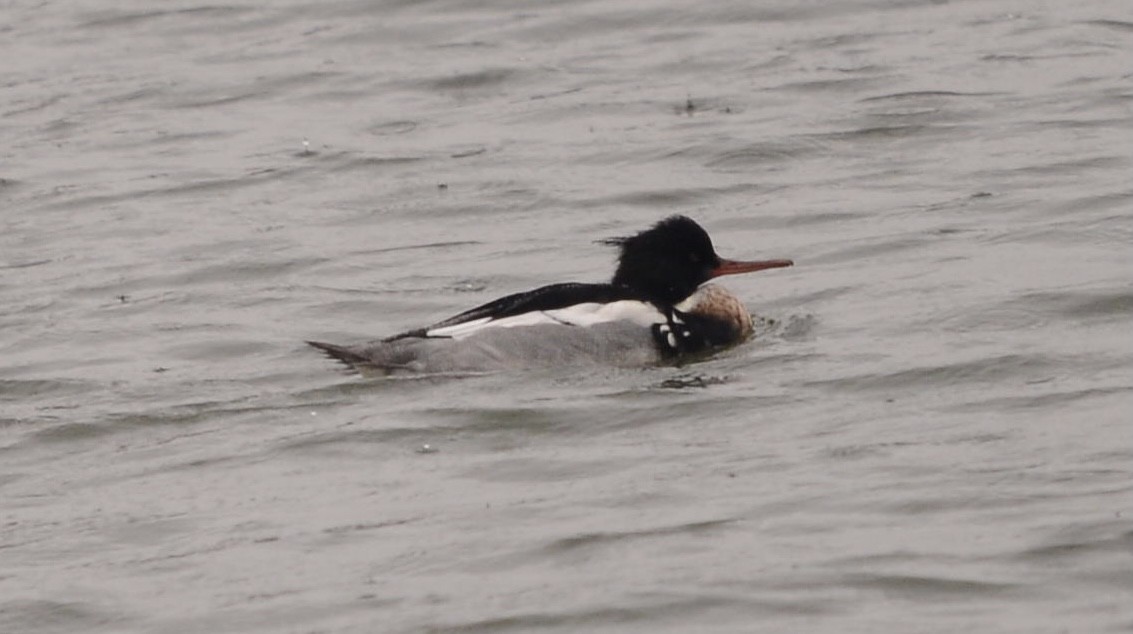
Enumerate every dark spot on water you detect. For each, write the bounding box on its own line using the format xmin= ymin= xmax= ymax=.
xmin=659 ymin=374 xmax=728 ymax=389
xmin=451 ymin=147 xmax=486 ymax=159
xmin=367 ymin=120 xmax=418 ymax=136
xmin=428 ymin=68 xmax=515 ymax=91
xmin=1082 ymin=19 xmax=1133 ymax=32
xmin=360 ymin=240 xmax=479 ymax=256
xmin=1 ymin=258 xmax=51 ymax=270
xmin=529 ymin=87 xmax=584 ymax=100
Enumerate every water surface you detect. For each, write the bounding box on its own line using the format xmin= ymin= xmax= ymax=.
xmin=2 ymin=0 xmax=1131 ymax=632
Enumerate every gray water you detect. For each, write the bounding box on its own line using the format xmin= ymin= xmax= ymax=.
xmin=2 ymin=1 xmax=1131 ymax=632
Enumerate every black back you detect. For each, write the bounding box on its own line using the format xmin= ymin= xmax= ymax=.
xmin=385 ymin=282 xmax=648 ymax=341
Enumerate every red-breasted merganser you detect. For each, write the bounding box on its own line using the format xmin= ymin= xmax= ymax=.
xmin=308 ymin=215 xmax=792 ymax=373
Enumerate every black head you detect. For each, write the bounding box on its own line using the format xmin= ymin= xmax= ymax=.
xmin=603 ymin=215 xmax=794 ymax=306
xmin=603 ymin=216 xmax=721 ymax=304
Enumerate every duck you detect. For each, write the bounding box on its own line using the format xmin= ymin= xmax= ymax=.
xmin=308 ymin=215 xmax=792 ymax=374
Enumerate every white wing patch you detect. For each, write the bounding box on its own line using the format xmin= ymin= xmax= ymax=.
xmin=424 ymin=316 xmax=493 ymax=339
xmin=426 ymin=301 xmax=665 ymax=340
xmin=545 ymin=301 xmax=665 ymax=327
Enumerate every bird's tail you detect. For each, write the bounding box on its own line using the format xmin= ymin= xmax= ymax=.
xmin=306 ymin=341 xmax=369 ymax=368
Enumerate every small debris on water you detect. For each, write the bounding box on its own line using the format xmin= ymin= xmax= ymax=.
xmin=416 ymin=444 xmax=438 ymax=454
xmin=297 ymin=138 xmax=317 ymax=157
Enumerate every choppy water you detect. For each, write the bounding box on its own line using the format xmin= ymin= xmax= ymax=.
xmin=2 ymin=1 xmax=1131 ymax=632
